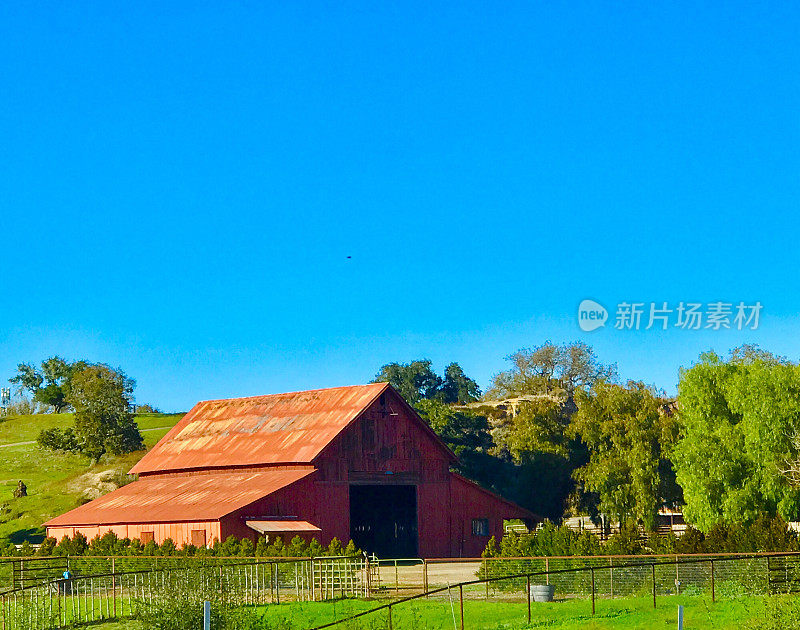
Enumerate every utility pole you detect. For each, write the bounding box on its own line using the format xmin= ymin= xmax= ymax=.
xmin=0 ymin=388 xmax=9 ymax=416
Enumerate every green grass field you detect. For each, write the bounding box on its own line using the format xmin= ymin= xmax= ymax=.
xmin=0 ymin=412 xmax=184 ymax=545
xmin=254 ymin=596 xmax=783 ymax=629
xmin=74 ymin=594 xmax=800 ymax=629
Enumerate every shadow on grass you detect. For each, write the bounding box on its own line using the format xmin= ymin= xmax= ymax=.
xmin=8 ymin=527 xmax=45 ymax=544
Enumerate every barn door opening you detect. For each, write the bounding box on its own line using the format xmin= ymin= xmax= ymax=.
xmin=349 ymin=484 xmax=418 ymax=558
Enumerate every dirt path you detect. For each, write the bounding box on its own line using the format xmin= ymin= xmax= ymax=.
xmin=0 ymin=426 xmax=173 ymax=449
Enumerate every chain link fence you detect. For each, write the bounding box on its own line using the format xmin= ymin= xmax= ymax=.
xmin=365 ymin=553 xmax=796 ymax=600
xmin=309 ymin=553 xmax=800 ymax=629
xmin=2 ymin=553 xmax=798 ymax=629
xmin=0 ymin=555 xmax=370 ymax=629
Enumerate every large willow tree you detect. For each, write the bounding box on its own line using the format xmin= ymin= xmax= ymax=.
xmin=570 ymin=380 xmax=679 ymax=529
xmin=672 ymin=347 xmax=800 ymax=531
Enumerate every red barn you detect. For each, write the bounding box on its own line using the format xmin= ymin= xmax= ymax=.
xmin=46 ymin=383 xmax=536 ymax=557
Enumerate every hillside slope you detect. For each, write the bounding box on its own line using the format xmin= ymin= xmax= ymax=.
xmin=0 ymin=412 xmax=184 ymax=545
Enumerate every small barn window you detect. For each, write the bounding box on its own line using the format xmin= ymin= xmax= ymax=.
xmin=140 ymin=531 xmax=154 ymax=544
xmin=472 ymin=518 xmax=490 ymax=536
xmin=191 ymin=529 xmax=207 ymax=548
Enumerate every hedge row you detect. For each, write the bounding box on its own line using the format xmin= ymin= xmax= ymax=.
xmin=483 ymin=514 xmax=800 ymax=558
xmin=3 ymin=531 xmax=361 ymax=559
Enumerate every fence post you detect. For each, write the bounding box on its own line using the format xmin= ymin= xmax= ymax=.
xmin=609 ymin=556 xmax=614 ymax=599
xmin=678 ymin=604 xmax=684 ymax=630
xmin=526 ymin=574 xmax=531 ymax=624
xmin=545 ymin=557 xmax=550 ymax=585
xmin=459 ymin=584 xmax=464 ymax=630
xmin=388 ymin=603 xmax=392 ymax=630
xmin=710 ymin=560 xmax=715 ymax=603
xmin=652 ymin=563 xmax=656 ymax=608
xmin=766 ymin=555 xmax=771 ymax=595
xmin=395 ymin=560 xmax=399 ymax=595
xmin=591 ymin=567 xmax=596 ymax=615
xmin=112 ymin=557 xmax=117 ymax=618
xmin=203 ymin=600 xmax=211 ymax=630
xmin=484 ymin=557 xmax=488 ymax=599
xmin=423 ymin=560 xmax=428 ymax=597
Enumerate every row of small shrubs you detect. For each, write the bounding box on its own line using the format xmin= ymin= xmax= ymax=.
xmin=674 ymin=514 xmax=800 ymax=554
xmin=483 ymin=514 xmax=800 ymax=558
xmin=3 ymin=531 xmax=362 ymax=558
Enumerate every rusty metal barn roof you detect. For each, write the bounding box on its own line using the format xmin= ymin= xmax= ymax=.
xmin=44 ymin=468 xmax=314 ymax=527
xmin=130 ymin=383 xmax=390 ymax=475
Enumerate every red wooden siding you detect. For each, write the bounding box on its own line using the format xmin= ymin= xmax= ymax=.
xmin=46 ymin=521 xmax=221 ymax=547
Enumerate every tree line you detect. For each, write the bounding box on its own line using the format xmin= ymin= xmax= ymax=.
xmin=373 ymin=342 xmax=800 ymax=534
xmin=10 ymin=344 xmax=800 ymax=537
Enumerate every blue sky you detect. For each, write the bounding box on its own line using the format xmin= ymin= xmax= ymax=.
xmin=1 ymin=2 xmax=798 ymax=411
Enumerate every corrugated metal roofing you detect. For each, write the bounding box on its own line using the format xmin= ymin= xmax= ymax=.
xmin=130 ymin=383 xmax=389 ymax=475
xmin=44 ymin=468 xmax=314 ymax=527
xmin=246 ymin=520 xmax=321 ymax=534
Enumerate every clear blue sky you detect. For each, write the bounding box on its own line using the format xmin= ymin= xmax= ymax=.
xmin=1 ymin=2 xmax=798 ymax=411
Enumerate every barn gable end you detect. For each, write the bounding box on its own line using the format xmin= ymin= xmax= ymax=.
xmin=312 ymin=386 xmax=455 ymax=483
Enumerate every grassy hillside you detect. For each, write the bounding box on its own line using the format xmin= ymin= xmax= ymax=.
xmin=0 ymin=412 xmax=184 ymax=546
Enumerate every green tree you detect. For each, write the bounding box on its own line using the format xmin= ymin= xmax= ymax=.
xmin=239 ymin=538 xmax=255 ymax=556
xmin=36 ymin=537 xmax=57 ymax=556
xmin=495 ymin=397 xmax=570 ymax=459
xmin=308 ymin=538 xmax=325 ymax=557
xmin=372 ymin=359 xmax=479 ymax=403
xmin=372 ymin=360 xmax=442 ymax=403
xmin=604 ymin=520 xmax=645 ymax=555
xmin=486 ymin=341 xmax=615 ymax=399
xmin=9 ymin=362 xmax=44 ymax=396
xmin=414 ymin=399 xmax=513 ymax=496
xmin=67 ymin=364 xmax=143 ymax=460
xmin=489 ymin=397 xmax=582 ymax=520
xmin=287 ymin=535 xmax=309 ymax=557
xmin=439 ymin=363 xmax=481 ymax=404
xmin=478 ymin=342 xmax=615 ymax=522
xmin=159 ymin=538 xmax=177 ymax=556
xmin=10 ymin=356 xmax=86 ymax=412
xmin=415 ymin=399 xmax=493 ymax=458
xmin=570 ymin=380 xmax=678 ymax=529
xmin=38 ymin=356 xmax=72 ymax=410
xmin=326 ymin=537 xmax=344 ymax=555
xmin=36 ymin=426 xmax=79 ymax=452
xmin=672 ymin=348 xmax=800 ymax=531
xmin=487 ymin=342 xmax=560 ymax=398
